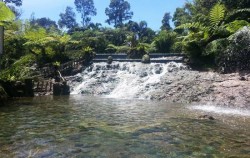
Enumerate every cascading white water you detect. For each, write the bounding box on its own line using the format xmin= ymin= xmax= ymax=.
xmin=69 ymin=61 xmax=186 ymax=99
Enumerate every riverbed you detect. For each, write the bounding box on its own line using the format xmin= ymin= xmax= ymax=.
xmin=0 ymin=95 xmax=249 ymax=157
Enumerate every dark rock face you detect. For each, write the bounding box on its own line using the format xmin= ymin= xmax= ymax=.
xmin=0 ymin=79 xmax=34 ymax=97
xmin=53 ymin=82 xmax=70 ymax=96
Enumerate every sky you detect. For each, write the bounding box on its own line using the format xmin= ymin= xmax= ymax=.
xmin=20 ymin=0 xmax=187 ymax=31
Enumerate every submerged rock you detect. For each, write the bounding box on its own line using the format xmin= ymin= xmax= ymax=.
xmin=198 ymin=115 xmax=215 ymax=120
xmin=53 ymin=82 xmax=70 ymax=96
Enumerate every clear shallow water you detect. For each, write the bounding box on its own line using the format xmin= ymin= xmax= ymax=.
xmin=0 ymin=96 xmax=249 ymax=158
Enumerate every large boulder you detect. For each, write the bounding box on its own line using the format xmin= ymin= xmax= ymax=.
xmin=217 ymin=26 xmax=250 ymax=73
xmin=53 ymin=82 xmax=70 ymax=96
xmin=107 ymin=56 xmax=113 ymax=64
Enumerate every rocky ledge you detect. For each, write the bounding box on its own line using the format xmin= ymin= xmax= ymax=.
xmin=150 ymin=70 xmax=250 ymax=108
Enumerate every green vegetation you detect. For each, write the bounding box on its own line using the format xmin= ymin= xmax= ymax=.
xmin=173 ymin=0 xmax=250 ymax=69
xmin=74 ymin=0 xmax=96 ymax=27
xmin=0 ymin=0 xmax=250 ymax=82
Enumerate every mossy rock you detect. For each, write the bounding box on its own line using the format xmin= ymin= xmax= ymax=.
xmin=141 ymin=54 xmax=150 ymax=63
xmin=107 ymin=56 xmax=113 ymax=64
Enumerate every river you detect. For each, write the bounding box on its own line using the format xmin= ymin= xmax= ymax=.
xmin=0 ymin=95 xmax=249 ymax=157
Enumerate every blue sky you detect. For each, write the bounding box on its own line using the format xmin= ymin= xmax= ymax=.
xmin=21 ymin=0 xmax=187 ymax=31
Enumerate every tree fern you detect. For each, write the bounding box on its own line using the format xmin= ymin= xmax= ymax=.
xmin=0 ymin=2 xmax=15 ymax=25
xmin=226 ymin=20 xmax=250 ymax=33
xmin=226 ymin=8 xmax=250 ymax=23
xmin=209 ymin=3 xmax=226 ymax=27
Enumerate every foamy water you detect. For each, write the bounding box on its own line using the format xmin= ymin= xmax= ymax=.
xmin=70 ymin=61 xmax=186 ymax=99
xmin=191 ymin=105 xmax=250 ymax=117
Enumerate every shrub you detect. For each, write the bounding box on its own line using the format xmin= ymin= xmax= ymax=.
xmin=153 ymin=30 xmax=177 ymax=53
xmin=0 ymin=54 xmax=37 ymax=81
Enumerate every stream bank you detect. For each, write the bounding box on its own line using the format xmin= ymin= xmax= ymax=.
xmin=150 ymin=70 xmax=250 ymax=108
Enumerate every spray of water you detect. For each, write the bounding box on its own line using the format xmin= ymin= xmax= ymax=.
xmin=191 ymin=105 xmax=250 ymax=117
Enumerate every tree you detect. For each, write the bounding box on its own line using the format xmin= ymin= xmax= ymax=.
xmin=88 ymin=22 xmax=102 ymax=30
xmin=2 ymin=0 xmax=22 ymax=19
xmin=175 ymin=2 xmax=250 ymax=65
xmin=74 ymin=0 xmax=97 ymax=27
xmin=58 ymin=6 xmax=78 ymax=30
xmin=154 ymin=30 xmax=177 ymax=53
xmin=30 ymin=17 xmax=58 ymax=30
xmin=222 ymin=0 xmax=250 ymax=10
xmin=0 ymin=1 xmax=15 ymax=25
xmin=105 ymin=0 xmax=133 ymax=28
xmin=103 ymin=28 xmax=127 ymax=46
xmin=3 ymin=0 xmax=22 ymax=6
xmin=161 ymin=12 xmax=172 ymax=30
xmin=8 ymin=5 xmax=22 ymax=19
xmin=125 ymin=20 xmax=154 ymax=43
xmin=172 ymin=7 xmax=192 ymax=27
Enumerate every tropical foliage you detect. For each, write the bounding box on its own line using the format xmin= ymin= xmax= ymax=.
xmin=1 ymin=0 xmax=250 ymax=81
xmin=0 ymin=2 xmax=15 ymax=25
xmin=74 ymin=0 xmax=96 ymax=27
xmin=174 ymin=2 xmax=250 ymax=67
xmin=105 ymin=0 xmax=133 ymax=28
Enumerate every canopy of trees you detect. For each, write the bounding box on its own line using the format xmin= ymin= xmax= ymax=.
xmin=58 ymin=6 xmax=78 ymax=30
xmin=105 ymin=0 xmax=133 ymax=28
xmin=1 ymin=0 xmax=250 ymax=80
xmin=0 ymin=1 xmax=15 ymax=25
xmin=74 ymin=0 xmax=97 ymax=27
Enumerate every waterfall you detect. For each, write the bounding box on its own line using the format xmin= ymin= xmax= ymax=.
xmin=69 ymin=62 xmax=186 ymax=99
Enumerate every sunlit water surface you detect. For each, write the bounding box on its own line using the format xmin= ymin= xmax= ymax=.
xmin=0 ymin=95 xmax=249 ymax=157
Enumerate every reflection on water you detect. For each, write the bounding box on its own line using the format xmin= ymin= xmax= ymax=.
xmin=0 ymin=95 xmax=249 ymax=157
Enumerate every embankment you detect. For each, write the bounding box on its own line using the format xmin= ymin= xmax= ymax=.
xmin=150 ymin=70 xmax=250 ymax=108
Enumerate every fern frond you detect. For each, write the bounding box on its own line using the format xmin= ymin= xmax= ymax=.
xmin=226 ymin=20 xmax=250 ymax=33
xmin=226 ymin=8 xmax=250 ymax=22
xmin=175 ymin=22 xmax=205 ymax=32
xmin=229 ymin=8 xmax=250 ymax=16
xmin=209 ymin=3 xmax=226 ymax=27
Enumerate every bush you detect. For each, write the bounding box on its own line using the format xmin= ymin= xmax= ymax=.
xmin=0 ymin=54 xmax=37 ymax=81
xmin=127 ymin=45 xmax=147 ymax=59
xmin=153 ymin=30 xmax=177 ymax=53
